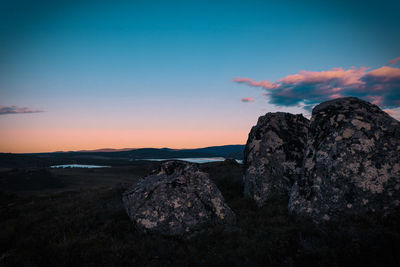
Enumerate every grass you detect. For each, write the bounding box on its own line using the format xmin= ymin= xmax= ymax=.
xmin=0 ymin=161 xmax=399 ymax=266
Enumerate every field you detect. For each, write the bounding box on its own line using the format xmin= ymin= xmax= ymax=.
xmin=1 ymin=159 xmax=399 ymax=266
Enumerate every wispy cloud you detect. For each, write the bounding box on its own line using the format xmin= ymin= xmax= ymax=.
xmin=234 ymin=77 xmax=278 ymax=89
xmin=0 ymin=106 xmax=43 ymax=115
xmin=234 ymin=57 xmax=400 ymax=117
xmin=241 ymin=97 xmax=255 ymax=103
xmin=388 ymin=57 xmax=400 ymax=65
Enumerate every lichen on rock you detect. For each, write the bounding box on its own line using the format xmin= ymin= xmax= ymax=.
xmin=122 ymin=161 xmax=236 ymax=236
xmin=289 ymin=97 xmax=400 ymax=222
xmin=243 ymin=112 xmax=309 ymax=206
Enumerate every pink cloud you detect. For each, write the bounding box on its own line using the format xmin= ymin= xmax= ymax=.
xmin=234 ymin=64 xmax=400 ymax=110
xmin=383 ymin=108 xmax=400 ymax=121
xmin=241 ymin=97 xmax=255 ymax=103
xmin=278 ymin=67 xmax=366 ymax=86
xmin=234 ymin=77 xmax=278 ymax=89
xmin=388 ymin=57 xmax=400 ymax=65
xmin=366 ymin=95 xmax=384 ymax=106
xmin=329 ymin=94 xmax=343 ymax=99
xmin=366 ymin=66 xmax=400 ymax=80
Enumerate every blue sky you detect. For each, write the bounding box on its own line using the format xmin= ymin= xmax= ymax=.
xmin=0 ymin=0 xmax=399 ymax=152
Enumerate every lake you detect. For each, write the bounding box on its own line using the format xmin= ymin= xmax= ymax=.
xmin=50 ymin=158 xmax=243 ymax=168
xmin=141 ymin=157 xmax=243 ymax=164
xmin=50 ymin=164 xmax=111 ymax=168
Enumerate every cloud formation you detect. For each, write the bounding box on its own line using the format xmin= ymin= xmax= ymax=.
xmin=235 ymin=57 xmax=400 ymax=117
xmin=383 ymin=107 xmax=400 ymax=120
xmin=389 ymin=57 xmax=400 ymax=65
xmin=0 ymin=106 xmax=43 ymax=115
xmin=234 ymin=77 xmax=278 ymax=89
xmin=241 ymin=97 xmax=255 ymax=103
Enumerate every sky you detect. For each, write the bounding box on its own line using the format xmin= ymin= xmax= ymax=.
xmin=0 ymin=0 xmax=399 ymax=153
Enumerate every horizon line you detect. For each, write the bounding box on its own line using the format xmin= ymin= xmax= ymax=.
xmin=0 ymin=143 xmax=246 ymax=154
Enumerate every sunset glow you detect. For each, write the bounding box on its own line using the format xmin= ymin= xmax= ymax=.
xmin=0 ymin=128 xmax=249 ymax=153
xmin=1 ymin=1 xmax=399 ymax=153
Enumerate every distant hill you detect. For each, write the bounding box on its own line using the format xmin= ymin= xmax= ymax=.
xmin=74 ymin=145 xmax=245 ymax=158
xmin=77 ymin=148 xmax=137 ymax=153
xmin=0 ymin=145 xmax=245 ymax=168
xmin=47 ymin=145 xmax=245 ymax=160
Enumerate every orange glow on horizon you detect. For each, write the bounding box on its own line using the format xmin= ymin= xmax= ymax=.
xmin=0 ymin=128 xmax=248 ymax=153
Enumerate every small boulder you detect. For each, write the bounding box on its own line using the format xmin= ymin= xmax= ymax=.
xmin=122 ymin=161 xmax=236 ymax=236
xmin=289 ymin=97 xmax=400 ymax=222
xmin=243 ymin=112 xmax=309 ymax=206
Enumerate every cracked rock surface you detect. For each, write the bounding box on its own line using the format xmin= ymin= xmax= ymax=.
xmin=243 ymin=112 xmax=309 ymax=206
xmin=122 ymin=161 xmax=236 ymax=236
xmin=289 ymin=97 xmax=400 ymax=222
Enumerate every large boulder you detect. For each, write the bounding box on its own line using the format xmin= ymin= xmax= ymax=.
xmin=122 ymin=161 xmax=236 ymax=236
xmin=243 ymin=112 xmax=309 ymax=206
xmin=289 ymin=97 xmax=400 ymax=222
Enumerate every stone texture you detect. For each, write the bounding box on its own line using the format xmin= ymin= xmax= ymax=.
xmin=289 ymin=97 xmax=400 ymax=222
xmin=122 ymin=161 xmax=236 ymax=236
xmin=243 ymin=112 xmax=309 ymax=206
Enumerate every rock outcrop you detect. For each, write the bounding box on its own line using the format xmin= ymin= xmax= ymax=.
xmin=243 ymin=112 xmax=309 ymax=206
xmin=289 ymin=97 xmax=400 ymax=222
xmin=122 ymin=161 xmax=236 ymax=236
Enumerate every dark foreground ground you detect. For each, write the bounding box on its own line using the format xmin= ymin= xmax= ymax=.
xmin=0 ymin=160 xmax=399 ymax=266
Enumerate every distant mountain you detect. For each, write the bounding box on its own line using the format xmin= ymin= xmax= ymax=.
xmin=31 ymin=145 xmax=245 ymax=160
xmin=178 ymin=145 xmax=245 ymax=159
xmin=0 ymin=145 xmax=245 ymax=168
xmin=77 ymin=148 xmax=137 ymax=153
